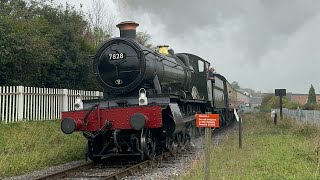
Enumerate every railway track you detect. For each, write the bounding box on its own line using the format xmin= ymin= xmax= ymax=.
xmin=34 ymin=162 xmax=94 ymax=180
xmin=35 ymin=152 xmax=172 ymax=180
xmin=34 ymin=123 xmax=236 ymax=180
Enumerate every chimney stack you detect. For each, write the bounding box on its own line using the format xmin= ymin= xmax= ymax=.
xmin=116 ymin=21 xmax=139 ymax=39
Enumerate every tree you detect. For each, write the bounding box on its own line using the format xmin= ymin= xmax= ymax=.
xmin=41 ymin=2 xmax=99 ymax=90
xmin=136 ymin=31 xmax=153 ymax=48
xmin=231 ymin=81 xmax=240 ymax=89
xmin=261 ymin=94 xmax=273 ymax=108
xmin=307 ymin=84 xmax=316 ymax=104
xmin=260 ymin=93 xmax=300 ymax=111
xmin=0 ymin=0 xmax=58 ymax=86
xmin=0 ymin=0 xmax=100 ymax=90
xmin=87 ymin=0 xmax=115 ymax=48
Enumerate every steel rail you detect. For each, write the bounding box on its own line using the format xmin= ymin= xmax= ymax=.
xmin=34 ymin=152 xmax=172 ymax=180
xmin=100 ymin=152 xmax=172 ymax=180
xmin=34 ymin=162 xmax=93 ymax=180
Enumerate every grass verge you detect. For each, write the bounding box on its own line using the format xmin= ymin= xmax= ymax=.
xmin=0 ymin=120 xmax=86 ymax=178
xmin=183 ymin=113 xmax=320 ymax=180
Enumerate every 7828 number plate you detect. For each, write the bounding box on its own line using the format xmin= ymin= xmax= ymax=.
xmin=108 ymin=53 xmax=126 ymax=60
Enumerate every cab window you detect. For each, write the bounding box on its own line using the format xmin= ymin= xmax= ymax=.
xmin=198 ymin=60 xmax=204 ymax=72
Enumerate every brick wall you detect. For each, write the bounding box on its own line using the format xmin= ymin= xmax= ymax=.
xmin=290 ymin=94 xmax=320 ymax=105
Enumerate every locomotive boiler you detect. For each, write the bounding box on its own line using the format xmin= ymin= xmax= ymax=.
xmin=61 ymin=21 xmax=237 ymax=162
xmin=93 ymin=21 xmax=192 ymax=97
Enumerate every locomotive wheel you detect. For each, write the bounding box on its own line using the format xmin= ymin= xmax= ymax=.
xmin=141 ymin=129 xmax=156 ymax=160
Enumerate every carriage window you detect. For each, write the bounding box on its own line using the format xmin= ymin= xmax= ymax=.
xmin=198 ymin=60 xmax=204 ymax=72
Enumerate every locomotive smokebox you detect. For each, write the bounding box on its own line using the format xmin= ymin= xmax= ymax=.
xmin=116 ymin=21 xmax=139 ymax=39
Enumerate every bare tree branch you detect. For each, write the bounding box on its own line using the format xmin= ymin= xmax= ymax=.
xmin=87 ymin=0 xmax=116 ymax=47
xmin=137 ymin=31 xmax=153 ymax=48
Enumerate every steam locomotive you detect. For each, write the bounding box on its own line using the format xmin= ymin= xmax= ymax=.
xmin=61 ymin=21 xmax=237 ymax=162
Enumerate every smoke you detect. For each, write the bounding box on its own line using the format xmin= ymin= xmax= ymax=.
xmin=112 ymin=0 xmax=320 ymax=93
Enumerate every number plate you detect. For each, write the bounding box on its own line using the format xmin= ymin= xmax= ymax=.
xmin=108 ymin=53 xmax=126 ymax=60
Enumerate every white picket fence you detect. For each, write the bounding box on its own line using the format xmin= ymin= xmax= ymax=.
xmin=272 ymin=108 xmax=320 ymax=126
xmin=283 ymin=108 xmax=320 ymax=125
xmin=0 ymin=86 xmax=103 ymax=123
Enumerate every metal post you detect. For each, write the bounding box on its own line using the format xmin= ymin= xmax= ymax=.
xmin=204 ymin=112 xmax=211 ymax=180
xmin=274 ymin=113 xmax=277 ymax=125
xmin=204 ymin=128 xmax=211 ymax=180
xmin=239 ymin=117 xmax=242 ymax=148
xmin=280 ymin=95 xmax=283 ymax=120
xmin=314 ymin=110 xmax=316 ymax=123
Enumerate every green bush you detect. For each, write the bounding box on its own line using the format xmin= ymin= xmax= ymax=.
xmin=0 ymin=0 xmax=100 ymax=90
xmin=301 ymin=103 xmax=320 ymax=110
xmin=284 ymin=101 xmax=300 ymax=109
xmin=260 ymin=95 xmax=302 ymax=111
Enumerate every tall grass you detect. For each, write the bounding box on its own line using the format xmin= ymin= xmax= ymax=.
xmin=0 ymin=120 xmax=86 ymax=178
xmin=183 ymin=113 xmax=320 ymax=179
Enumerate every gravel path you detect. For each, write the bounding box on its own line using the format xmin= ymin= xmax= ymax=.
xmin=4 ymin=123 xmax=237 ymax=180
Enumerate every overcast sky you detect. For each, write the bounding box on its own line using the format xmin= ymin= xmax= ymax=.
xmin=56 ymin=0 xmax=320 ymax=94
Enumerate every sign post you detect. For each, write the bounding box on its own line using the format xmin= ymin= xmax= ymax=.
xmin=196 ymin=113 xmax=219 ymax=180
xmin=204 ymin=126 xmax=211 ymax=180
xmin=233 ymin=109 xmax=242 ymax=148
xmin=275 ymin=89 xmax=286 ymax=120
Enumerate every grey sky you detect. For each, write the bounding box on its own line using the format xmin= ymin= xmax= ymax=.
xmin=56 ymin=0 xmax=320 ymax=94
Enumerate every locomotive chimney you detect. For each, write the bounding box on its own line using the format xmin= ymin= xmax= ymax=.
xmin=116 ymin=21 xmax=139 ymax=39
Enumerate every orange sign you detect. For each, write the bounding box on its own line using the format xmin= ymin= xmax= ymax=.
xmin=196 ymin=114 xmax=220 ymax=128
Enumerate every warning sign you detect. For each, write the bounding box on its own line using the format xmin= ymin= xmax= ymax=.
xmin=196 ymin=114 xmax=220 ymax=128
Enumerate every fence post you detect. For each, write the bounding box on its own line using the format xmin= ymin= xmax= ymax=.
xmin=299 ymin=109 xmax=301 ymax=121
xmin=17 ymin=86 xmax=24 ymax=121
xmin=62 ymin=89 xmax=68 ymax=112
xmin=305 ymin=112 xmax=308 ymax=123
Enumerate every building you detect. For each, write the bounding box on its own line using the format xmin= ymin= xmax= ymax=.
xmin=237 ymin=91 xmax=250 ymax=110
xmin=249 ymin=97 xmax=263 ymax=108
xmin=237 ymin=91 xmax=250 ymax=104
xmin=286 ymin=93 xmax=320 ymax=105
